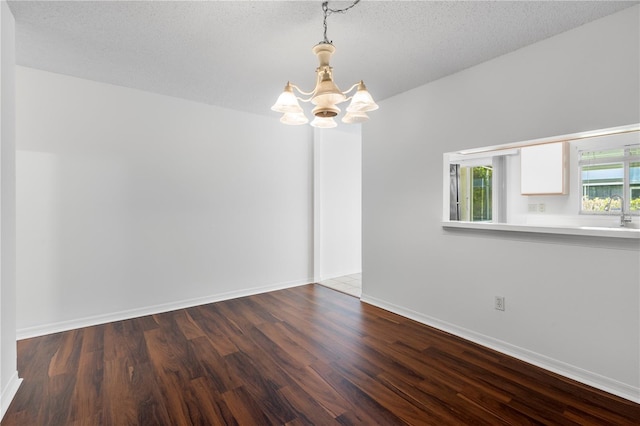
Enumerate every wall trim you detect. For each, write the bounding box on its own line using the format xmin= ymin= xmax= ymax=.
xmin=313 ymin=127 xmax=323 ymax=283
xmin=0 ymin=371 xmax=22 ymax=421
xmin=360 ymin=293 xmax=640 ymax=404
xmin=17 ymin=279 xmax=312 ymax=340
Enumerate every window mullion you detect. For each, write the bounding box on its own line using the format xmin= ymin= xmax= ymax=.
xmin=624 ymin=148 xmax=631 ymax=214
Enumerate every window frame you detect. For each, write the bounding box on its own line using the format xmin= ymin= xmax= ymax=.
xmin=578 ymin=145 xmax=640 ymax=216
xmin=446 ymin=152 xmax=511 ymax=224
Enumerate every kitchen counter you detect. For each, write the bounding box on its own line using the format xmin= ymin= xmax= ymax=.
xmin=442 ymin=221 xmax=640 ymax=239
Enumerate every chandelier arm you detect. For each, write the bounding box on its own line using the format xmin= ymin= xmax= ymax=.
xmin=289 ymin=83 xmax=315 ymax=97
xmin=297 ymin=95 xmax=316 ymax=103
xmin=341 ymin=82 xmax=361 ymax=95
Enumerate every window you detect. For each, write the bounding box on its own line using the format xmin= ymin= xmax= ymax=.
xmin=468 ymin=165 xmax=493 ymax=221
xmin=443 ymin=125 xmax=639 ymax=230
xmin=450 ymin=161 xmax=494 ymax=222
xmin=580 ymin=146 xmax=640 ymax=214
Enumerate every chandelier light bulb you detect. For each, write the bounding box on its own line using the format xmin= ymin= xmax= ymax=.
xmin=310 ymin=116 xmax=338 ymax=128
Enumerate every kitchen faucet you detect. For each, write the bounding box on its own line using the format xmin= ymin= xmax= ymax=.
xmin=605 ymin=195 xmax=632 ymax=227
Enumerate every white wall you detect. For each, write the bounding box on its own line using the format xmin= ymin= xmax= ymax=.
xmin=362 ymin=5 xmax=640 ymax=402
xmin=314 ymin=127 xmax=362 ymax=280
xmin=0 ymin=0 xmax=21 ymax=419
xmin=16 ymin=66 xmax=314 ymax=337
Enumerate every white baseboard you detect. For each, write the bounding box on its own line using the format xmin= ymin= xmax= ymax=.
xmin=360 ymin=293 xmax=640 ymax=404
xmin=17 ymin=278 xmax=312 ymax=340
xmin=1 ymin=371 xmax=23 ymax=421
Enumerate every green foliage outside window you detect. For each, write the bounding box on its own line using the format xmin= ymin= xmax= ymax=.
xmin=581 ymin=194 xmax=640 ymax=212
xmin=580 ymin=152 xmax=639 ymax=214
xmin=472 ymin=167 xmax=492 ymax=221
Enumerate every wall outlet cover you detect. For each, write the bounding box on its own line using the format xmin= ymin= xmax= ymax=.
xmin=495 ymin=296 xmax=505 ymax=311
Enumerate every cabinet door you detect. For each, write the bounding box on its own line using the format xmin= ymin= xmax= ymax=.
xmin=520 ymin=142 xmax=568 ymax=195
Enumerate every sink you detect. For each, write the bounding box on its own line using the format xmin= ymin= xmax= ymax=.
xmin=576 ymin=218 xmax=640 ymax=230
xmin=578 ymin=224 xmax=640 ymax=231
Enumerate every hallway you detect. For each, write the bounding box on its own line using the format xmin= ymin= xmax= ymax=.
xmin=318 ymin=273 xmax=361 ymax=297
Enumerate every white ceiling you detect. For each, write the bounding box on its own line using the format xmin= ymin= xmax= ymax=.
xmin=8 ymin=0 xmax=638 ymax=117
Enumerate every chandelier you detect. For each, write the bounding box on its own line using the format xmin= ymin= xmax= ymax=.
xmin=271 ymin=0 xmax=378 ymax=128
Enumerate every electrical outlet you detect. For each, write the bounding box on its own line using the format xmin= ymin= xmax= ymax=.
xmin=538 ymin=203 xmax=546 ymax=213
xmin=495 ymin=296 xmax=505 ymax=311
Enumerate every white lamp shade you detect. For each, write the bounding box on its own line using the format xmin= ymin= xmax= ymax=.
xmin=271 ymin=85 xmax=303 ymax=114
xmin=310 ymin=116 xmax=337 ymax=128
xmin=346 ymin=81 xmax=379 ymax=113
xmin=342 ymin=111 xmax=369 ymax=124
xmin=280 ymin=112 xmax=309 ymax=126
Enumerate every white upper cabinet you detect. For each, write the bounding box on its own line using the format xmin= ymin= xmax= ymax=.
xmin=520 ymin=142 xmax=568 ymax=195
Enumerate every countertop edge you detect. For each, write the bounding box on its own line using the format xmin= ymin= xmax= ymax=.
xmin=441 ymin=221 xmax=640 ymax=239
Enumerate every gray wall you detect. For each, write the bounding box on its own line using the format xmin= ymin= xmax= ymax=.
xmin=362 ymin=6 xmax=640 ymax=401
xmin=16 ymin=67 xmax=313 ymax=337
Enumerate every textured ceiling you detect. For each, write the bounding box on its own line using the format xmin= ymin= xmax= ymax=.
xmin=8 ymin=1 xmax=639 ymax=117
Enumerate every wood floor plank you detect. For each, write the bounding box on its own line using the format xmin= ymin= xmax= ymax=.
xmin=102 ymin=357 xmax=141 ymax=426
xmin=3 ymin=284 xmax=639 ymax=425
xmin=174 ymin=310 xmax=207 ymax=341
xmin=277 ymin=384 xmax=339 ymax=425
xmin=189 ymin=304 xmax=241 ymax=356
xmin=222 ymin=386 xmax=273 ymax=425
xmin=310 ymin=360 xmax=406 ymax=425
xmin=67 ymin=348 xmax=103 ymax=425
xmin=47 ymin=330 xmax=82 ymax=377
xmin=188 ymin=376 xmax=237 ymax=425
xmin=143 ymin=327 xmax=195 ymax=425
xmin=188 ymin=335 xmax=241 ymax=393
xmin=222 ymin=349 xmax=298 ymax=424
xmin=421 ymin=346 xmax=573 ymax=424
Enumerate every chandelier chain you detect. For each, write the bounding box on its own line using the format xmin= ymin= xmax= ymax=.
xmin=321 ymin=0 xmax=361 ymax=44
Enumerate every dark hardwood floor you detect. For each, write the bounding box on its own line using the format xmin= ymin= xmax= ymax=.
xmin=2 ymin=284 xmax=639 ymax=425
